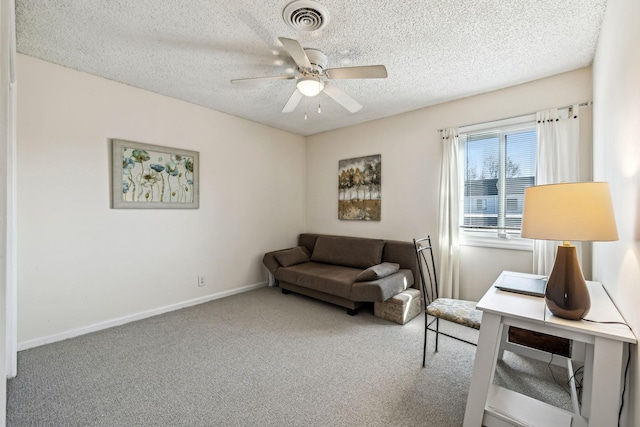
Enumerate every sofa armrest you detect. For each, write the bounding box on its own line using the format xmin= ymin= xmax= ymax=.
xmin=262 ymin=250 xmax=283 ymax=275
xmin=382 ymin=240 xmax=420 ymax=290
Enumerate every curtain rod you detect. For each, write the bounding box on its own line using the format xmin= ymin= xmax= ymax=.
xmin=438 ymin=101 xmax=592 ymax=132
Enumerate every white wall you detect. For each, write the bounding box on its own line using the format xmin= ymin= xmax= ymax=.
xmin=16 ymin=55 xmax=306 ymax=347
xmin=0 ymin=0 xmax=12 ymax=422
xmin=14 ymin=56 xmax=596 ymax=349
xmin=306 ymin=68 xmax=593 ymax=301
xmin=592 ymin=1 xmax=640 ymax=425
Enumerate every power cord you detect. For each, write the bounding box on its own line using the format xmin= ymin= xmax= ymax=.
xmin=542 ymin=300 xmax=633 ymax=425
xmin=581 ymin=317 xmax=632 ymax=427
xmin=582 ymin=318 xmax=631 ymax=328
xmin=545 ymin=353 xmax=585 ymax=402
xmin=567 ymin=365 xmax=584 ymax=405
xmin=619 ymin=344 xmax=631 ymax=427
xmin=546 ymin=353 xmax=571 ymax=396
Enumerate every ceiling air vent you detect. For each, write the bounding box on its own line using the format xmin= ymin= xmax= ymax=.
xmin=283 ymin=1 xmax=329 ymax=32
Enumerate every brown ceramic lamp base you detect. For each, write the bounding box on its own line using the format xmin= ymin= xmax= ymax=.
xmin=545 ymin=244 xmax=590 ymax=320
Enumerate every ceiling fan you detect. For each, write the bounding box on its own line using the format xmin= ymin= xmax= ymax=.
xmin=231 ymin=37 xmax=387 ymax=114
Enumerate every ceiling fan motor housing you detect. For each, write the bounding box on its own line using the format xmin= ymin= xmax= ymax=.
xmin=303 ymin=49 xmax=328 ymax=73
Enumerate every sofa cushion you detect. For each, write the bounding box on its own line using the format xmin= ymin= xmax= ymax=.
xmin=298 ymin=234 xmax=320 ymax=255
xmin=310 ymin=236 xmax=384 ymax=269
xmin=274 ymin=246 xmax=310 ymax=267
xmin=275 ymin=262 xmax=361 ymax=299
xmin=382 ymin=240 xmax=420 ymax=289
xmin=350 ymin=270 xmax=414 ymax=302
xmin=355 ymin=262 xmax=400 ymax=282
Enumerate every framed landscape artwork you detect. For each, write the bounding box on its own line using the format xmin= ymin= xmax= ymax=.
xmin=111 ymin=139 xmax=199 ymax=209
xmin=338 ymin=154 xmax=381 ymax=220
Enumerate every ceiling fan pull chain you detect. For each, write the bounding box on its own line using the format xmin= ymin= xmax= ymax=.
xmin=318 ymin=103 xmax=321 ymax=114
xmin=304 ymin=96 xmax=308 ymax=120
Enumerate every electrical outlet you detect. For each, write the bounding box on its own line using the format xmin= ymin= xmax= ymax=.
xmin=198 ymin=275 xmax=206 ymax=287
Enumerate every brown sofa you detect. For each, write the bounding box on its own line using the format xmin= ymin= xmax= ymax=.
xmin=262 ymin=233 xmax=419 ymax=315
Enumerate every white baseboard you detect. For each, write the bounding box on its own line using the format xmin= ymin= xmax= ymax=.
xmin=18 ymin=281 xmax=268 ymax=351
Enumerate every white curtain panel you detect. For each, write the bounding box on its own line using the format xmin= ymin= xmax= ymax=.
xmin=437 ymin=128 xmax=460 ymax=299
xmin=533 ymin=106 xmax=580 ymax=275
xmin=1 ymin=0 xmax=18 ymax=378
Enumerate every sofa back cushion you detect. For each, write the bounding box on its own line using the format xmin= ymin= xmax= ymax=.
xmin=310 ymin=235 xmax=384 ymax=269
xmin=298 ymin=233 xmax=320 ymax=255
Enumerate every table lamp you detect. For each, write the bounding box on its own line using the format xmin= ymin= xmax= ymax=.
xmin=521 ymin=182 xmax=618 ymax=320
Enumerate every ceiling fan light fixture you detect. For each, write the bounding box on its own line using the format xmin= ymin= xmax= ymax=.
xmin=297 ymin=76 xmax=324 ymax=97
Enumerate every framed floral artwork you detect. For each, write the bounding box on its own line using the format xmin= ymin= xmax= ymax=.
xmin=111 ymin=139 xmax=199 ymax=209
xmin=338 ymin=154 xmax=381 ymax=220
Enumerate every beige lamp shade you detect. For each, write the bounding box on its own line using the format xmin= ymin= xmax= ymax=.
xmin=521 ymin=182 xmax=619 ymax=242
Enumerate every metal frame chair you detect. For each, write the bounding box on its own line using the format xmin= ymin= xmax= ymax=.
xmin=413 ymin=236 xmax=482 ymax=366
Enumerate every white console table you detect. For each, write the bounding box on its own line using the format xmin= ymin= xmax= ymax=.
xmin=463 ymin=271 xmax=636 ymax=427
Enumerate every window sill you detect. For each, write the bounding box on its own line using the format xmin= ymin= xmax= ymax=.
xmin=460 ymin=233 xmax=533 ymax=251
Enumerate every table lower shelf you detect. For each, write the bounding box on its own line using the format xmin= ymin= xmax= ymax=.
xmin=484 ymin=384 xmax=587 ymax=427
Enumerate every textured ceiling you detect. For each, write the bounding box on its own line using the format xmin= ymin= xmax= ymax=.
xmin=15 ymin=0 xmax=607 ymax=136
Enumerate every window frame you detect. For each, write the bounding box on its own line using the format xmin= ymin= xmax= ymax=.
xmin=458 ymin=114 xmax=536 ymax=251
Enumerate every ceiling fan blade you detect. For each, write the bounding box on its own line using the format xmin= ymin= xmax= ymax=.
xmin=282 ymin=89 xmax=304 ymax=113
xmin=278 ymin=37 xmax=312 ymax=69
xmin=322 ymin=83 xmax=363 ymax=113
xmin=325 ymin=65 xmax=388 ymax=79
xmin=231 ymin=75 xmax=295 ymax=84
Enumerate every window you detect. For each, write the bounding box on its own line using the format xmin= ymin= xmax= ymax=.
xmin=506 ymin=198 xmax=518 ymax=212
xmin=458 ymin=117 xmax=537 ymax=249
